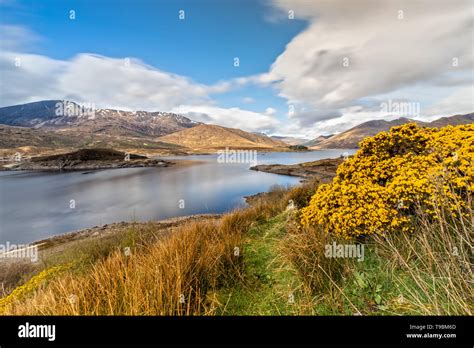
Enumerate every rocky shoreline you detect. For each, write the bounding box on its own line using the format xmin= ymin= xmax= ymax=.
xmin=0 ymin=214 xmax=222 ymax=270
xmin=245 ymin=157 xmax=343 ymax=204
xmin=32 ymin=214 xmax=222 ymax=250
xmin=4 ymin=158 xmax=173 ymax=171
xmin=250 ymin=157 xmax=343 ymax=182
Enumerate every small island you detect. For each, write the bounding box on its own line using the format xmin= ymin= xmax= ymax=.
xmin=2 ymin=148 xmax=174 ymax=171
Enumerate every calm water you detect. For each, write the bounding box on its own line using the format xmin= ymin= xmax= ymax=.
xmin=0 ymin=150 xmax=355 ymax=244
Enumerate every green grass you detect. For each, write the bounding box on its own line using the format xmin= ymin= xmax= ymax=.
xmin=217 ymin=212 xmax=313 ymax=315
xmin=215 ymin=211 xmax=456 ymax=316
xmin=330 ymin=247 xmax=394 ymax=315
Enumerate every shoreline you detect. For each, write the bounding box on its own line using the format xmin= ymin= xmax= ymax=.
xmin=32 ymin=213 xmax=222 ymax=247
xmin=1 ymin=159 xmax=173 ymax=172
xmin=0 ymin=214 xmax=222 ymax=265
xmin=1 ymin=148 xmax=174 ymax=172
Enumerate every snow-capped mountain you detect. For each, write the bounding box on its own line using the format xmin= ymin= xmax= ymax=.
xmin=0 ymin=100 xmax=200 ymax=137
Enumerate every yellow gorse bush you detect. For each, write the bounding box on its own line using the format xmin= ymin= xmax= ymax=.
xmin=0 ymin=263 xmax=71 ymax=313
xmin=300 ymin=123 xmax=474 ymax=238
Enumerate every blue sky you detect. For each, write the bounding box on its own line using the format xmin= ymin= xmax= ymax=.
xmin=1 ymin=0 xmax=309 ymax=133
xmin=1 ymin=0 xmax=472 ymax=137
xmin=3 ymin=0 xmax=305 ymax=82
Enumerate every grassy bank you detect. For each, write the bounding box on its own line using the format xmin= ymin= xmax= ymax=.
xmin=0 ymin=186 xmax=291 ymax=315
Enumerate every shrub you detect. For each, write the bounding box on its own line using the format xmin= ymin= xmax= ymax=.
xmin=0 ymin=264 xmax=71 ymax=313
xmin=300 ymin=123 xmax=474 ymax=238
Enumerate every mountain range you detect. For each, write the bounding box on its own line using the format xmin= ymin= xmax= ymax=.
xmin=306 ymin=113 xmax=474 ymax=149
xmin=0 ymin=101 xmax=285 ymax=155
xmin=0 ymin=100 xmax=198 ymax=137
xmin=0 ymin=100 xmax=472 ymax=155
xmin=270 ymin=135 xmax=311 ymax=145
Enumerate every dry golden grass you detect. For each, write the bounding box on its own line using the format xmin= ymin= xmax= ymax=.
xmin=3 ymin=218 xmax=241 ymax=315
xmin=2 ymin=185 xmax=295 ymax=315
xmin=0 ymin=261 xmax=39 ymax=298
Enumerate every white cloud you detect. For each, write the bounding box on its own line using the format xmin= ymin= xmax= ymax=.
xmin=0 ymin=51 xmax=68 ymax=105
xmin=264 ymin=107 xmax=277 ymax=116
xmin=264 ymin=0 xmax=473 ymax=126
xmin=242 ymin=97 xmax=255 ymax=103
xmin=0 ymin=51 xmax=216 ymax=110
xmin=170 ymin=105 xmax=280 ymax=133
xmin=424 ymin=86 xmax=474 ymax=120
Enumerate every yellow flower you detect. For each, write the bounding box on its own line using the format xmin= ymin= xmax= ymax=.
xmin=300 ymin=123 xmax=474 ymax=238
xmin=0 ymin=263 xmax=72 ymax=313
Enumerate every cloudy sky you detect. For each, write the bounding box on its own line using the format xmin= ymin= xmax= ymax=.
xmin=0 ymin=0 xmax=472 ymax=137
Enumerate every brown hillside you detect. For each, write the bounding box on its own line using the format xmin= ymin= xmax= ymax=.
xmin=158 ymin=124 xmax=286 ymax=150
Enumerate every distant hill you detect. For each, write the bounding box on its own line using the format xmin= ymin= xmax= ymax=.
xmin=310 ymin=113 xmax=474 ymax=149
xmin=158 ymin=124 xmax=287 ymax=151
xmin=270 ymin=135 xmax=310 ymax=145
xmin=0 ymin=100 xmax=199 ymax=137
xmin=428 ymin=113 xmax=474 ymax=128
xmin=303 ymin=134 xmax=334 ymax=147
